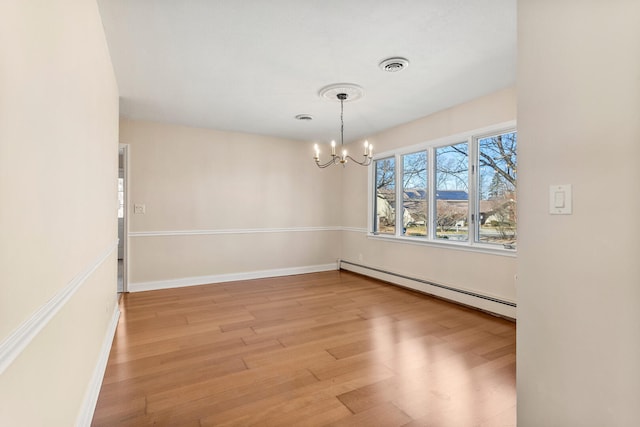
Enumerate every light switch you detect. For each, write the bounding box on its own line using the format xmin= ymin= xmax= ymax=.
xmin=134 ymin=204 xmax=146 ymax=214
xmin=549 ymin=185 xmax=572 ymax=214
xmin=554 ymin=191 xmax=565 ymax=208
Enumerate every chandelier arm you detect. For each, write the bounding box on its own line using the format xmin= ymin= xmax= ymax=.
xmin=315 ymin=162 xmax=334 ymax=169
xmin=315 ymin=157 xmax=339 ymax=168
xmin=345 ymin=155 xmax=373 ymax=166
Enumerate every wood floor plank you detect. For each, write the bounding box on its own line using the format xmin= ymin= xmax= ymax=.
xmin=91 ymin=270 xmax=516 ymax=426
xmin=199 ymin=360 xmax=396 ymax=426
xmin=326 ymin=402 xmax=412 ymax=427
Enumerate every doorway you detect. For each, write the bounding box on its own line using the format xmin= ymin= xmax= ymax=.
xmin=118 ymin=145 xmax=128 ymax=293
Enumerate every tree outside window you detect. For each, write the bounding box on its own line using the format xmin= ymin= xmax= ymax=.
xmin=374 ymin=157 xmax=395 ymax=234
xmin=477 ymin=132 xmax=517 ymax=246
xmin=435 ymin=142 xmax=468 ymax=241
xmin=370 ymin=127 xmax=517 ymax=250
xmin=402 ymin=151 xmax=427 ymax=236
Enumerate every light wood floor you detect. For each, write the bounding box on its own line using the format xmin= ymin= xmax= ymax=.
xmin=92 ymin=270 xmax=516 ymax=426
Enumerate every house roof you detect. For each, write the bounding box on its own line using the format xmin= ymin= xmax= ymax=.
xmin=403 ymin=189 xmax=471 ymax=201
xmin=435 ymin=190 xmax=468 ymax=201
xmin=404 ymin=189 xmax=427 ymax=199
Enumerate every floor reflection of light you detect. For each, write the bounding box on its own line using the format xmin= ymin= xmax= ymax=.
xmin=386 ymin=327 xmax=514 ymax=423
xmin=370 ymin=316 xmax=394 ymax=364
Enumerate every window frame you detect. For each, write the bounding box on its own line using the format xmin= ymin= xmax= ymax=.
xmin=400 ymin=150 xmax=428 ymax=238
xmin=373 ymin=156 xmax=397 ymax=235
xmin=367 ymin=121 xmax=517 ymax=257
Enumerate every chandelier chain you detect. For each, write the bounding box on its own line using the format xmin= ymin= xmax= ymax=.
xmin=340 ymin=98 xmax=344 ymax=147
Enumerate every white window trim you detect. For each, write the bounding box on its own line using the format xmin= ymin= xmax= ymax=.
xmin=368 ymin=120 xmax=517 ymax=256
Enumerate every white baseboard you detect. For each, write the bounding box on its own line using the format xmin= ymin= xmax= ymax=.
xmin=340 ymin=260 xmax=516 ymax=319
xmin=128 ymin=262 xmax=339 ymax=292
xmin=76 ymin=304 xmax=121 ymax=427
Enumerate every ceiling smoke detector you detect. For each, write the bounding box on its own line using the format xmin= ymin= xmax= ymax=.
xmin=294 ymin=114 xmax=313 ymax=121
xmin=379 ymin=57 xmax=410 ymax=72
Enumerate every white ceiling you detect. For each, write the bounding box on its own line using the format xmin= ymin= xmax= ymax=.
xmin=97 ymin=0 xmax=516 ymax=144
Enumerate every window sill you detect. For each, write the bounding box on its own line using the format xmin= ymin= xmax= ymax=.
xmin=367 ymin=233 xmax=517 ymax=257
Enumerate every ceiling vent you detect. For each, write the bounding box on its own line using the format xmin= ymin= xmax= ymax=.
xmin=379 ymin=57 xmax=410 ymax=72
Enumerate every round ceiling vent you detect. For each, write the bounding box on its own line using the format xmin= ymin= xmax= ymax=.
xmin=318 ymin=83 xmax=364 ymax=102
xmin=294 ymin=114 xmax=313 ymax=121
xmin=379 ymin=57 xmax=410 ymax=72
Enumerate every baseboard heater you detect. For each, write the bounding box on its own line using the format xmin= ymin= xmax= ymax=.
xmin=338 ymin=259 xmax=516 ymax=317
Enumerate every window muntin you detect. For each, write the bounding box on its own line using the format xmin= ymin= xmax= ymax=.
xmin=369 ymin=125 xmax=517 ymax=252
xmin=402 ymin=151 xmax=427 ymax=237
xmin=374 ymin=157 xmax=396 ymax=235
xmin=435 ymin=142 xmax=468 ymax=241
xmin=477 ymin=131 xmax=517 ymax=247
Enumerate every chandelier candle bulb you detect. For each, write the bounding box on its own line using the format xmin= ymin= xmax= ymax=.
xmin=364 ymin=141 xmax=369 ymax=156
xmin=368 ymin=144 xmax=373 ymax=158
xmin=331 ymin=140 xmax=336 ymax=156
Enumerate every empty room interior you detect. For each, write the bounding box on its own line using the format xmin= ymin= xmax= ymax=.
xmin=1 ymin=1 xmax=639 ymax=426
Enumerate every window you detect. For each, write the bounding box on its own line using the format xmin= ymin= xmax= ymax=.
xmin=374 ymin=157 xmax=395 ymax=234
xmin=371 ymin=126 xmax=517 ymax=252
xmin=402 ymin=151 xmax=427 ymax=236
xmin=477 ymin=131 xmax=517 ymax=246
xmin=435 ymin=142 xmax=468 ymax=241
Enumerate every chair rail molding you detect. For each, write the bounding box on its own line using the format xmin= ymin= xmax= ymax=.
xmin=0 ymin=240 xmax=118 ymax=374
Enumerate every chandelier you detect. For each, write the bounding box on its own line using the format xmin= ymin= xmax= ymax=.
xmin=313 ymin=84 xmax=372 ymax=168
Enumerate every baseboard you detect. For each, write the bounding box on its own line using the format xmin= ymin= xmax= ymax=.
xmin=340 ymin=260 xmax=516 ymax=319
xmin=128 ymin=262 xmax=339 ymax=292
xmin=75 ymin=304 xmax=120 ymax=427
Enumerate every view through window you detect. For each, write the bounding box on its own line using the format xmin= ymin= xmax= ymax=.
xmin=374 ymin=157 xmax=395 ymax=234
xmin=371 ymin=128 xmax=517 ymax=250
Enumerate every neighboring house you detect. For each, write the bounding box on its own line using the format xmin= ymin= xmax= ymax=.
xmin=376 ymin=194 xmax=395 ymax=226
xmin=400 ymin=189 xmax=469 ymax=227
xmin=376 ymin=190 xmax=414 ymax=228
xmin=400 ymin=189 xmax=516 ymax=228
xmin=479 ymin=191 xmax=517 ymax=225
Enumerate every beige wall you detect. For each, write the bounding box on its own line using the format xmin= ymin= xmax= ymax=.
xmin=340 ymin=87 xmax=517 ymax=317
xmin=517 ymin=0 xmax=640 ymax=425
xmin=0 ymin=0 xmax=119 ymax=425
xmin=120 ymin=88 xmax=518 ymax=315
xmin=1 ymin=1 xmax=636 ymax=425
xmin=120 ymin=119 xmax=342 ymax=288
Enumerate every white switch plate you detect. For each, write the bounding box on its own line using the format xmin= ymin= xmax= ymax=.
xmin=134 ymin=204 xmax=146 ymax=214
xmin=549 ymin=184 xmax=572 ymax=214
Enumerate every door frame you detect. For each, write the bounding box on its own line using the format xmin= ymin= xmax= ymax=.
xmin=119 ymin=143 xmax=129 ymax=293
